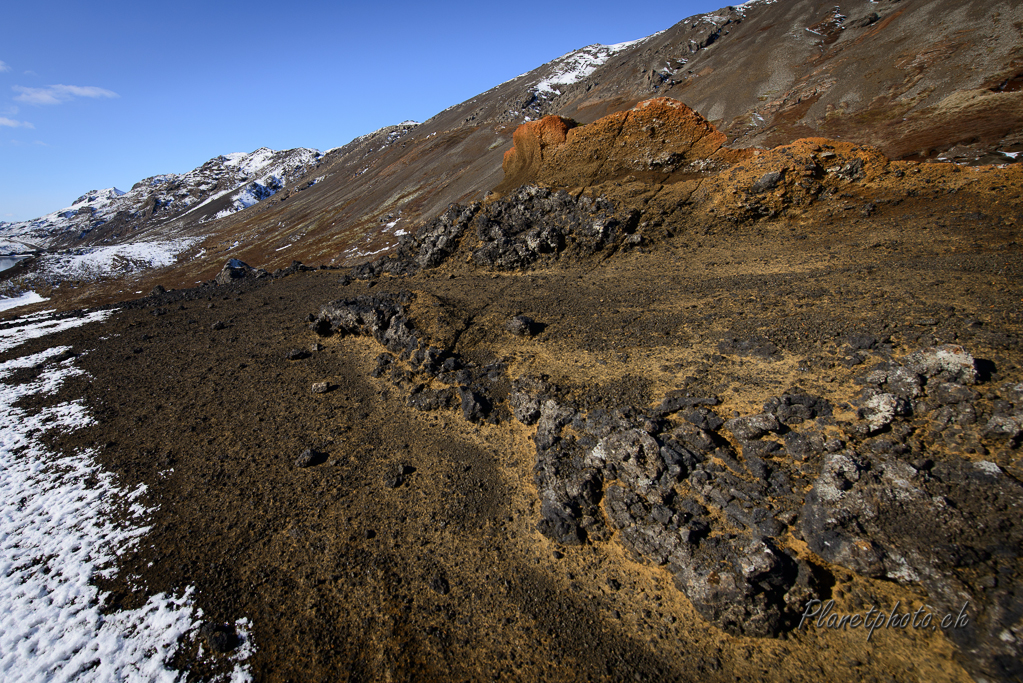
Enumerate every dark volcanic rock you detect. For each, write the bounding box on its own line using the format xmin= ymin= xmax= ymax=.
xmin=515 ymin=378 xmax=811 ymax=637
xmin=505 ymin=315 xmax=538 ymax=337
xmin=313 ymin=292 xmax=420 ymax=356
xmin=800 ymin=455 xmax=1023 ymax=682
xmin=295 ymin=449 xmax=323 ymax=468
xmin=724 ymin=413 xmax=780 ymax=441
xmin=352 ymin=204 xmax=481 ymax=279
xmin=214 ymin=258 xmax=269 ymax=285
xmin=751 ymin=170 xmax=784 ymax=194
xmin=458 ymin=387 xmax=489 ymax=423
xmin=472 ymin=186 xmax=639 ymax=270
xmin=199 ymin=622 xmax=239 ymax=653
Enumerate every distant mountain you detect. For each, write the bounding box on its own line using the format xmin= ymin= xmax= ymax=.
xmin=0 ymin=147 xmax=325 ymax=250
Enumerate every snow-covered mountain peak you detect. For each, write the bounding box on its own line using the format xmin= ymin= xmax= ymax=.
xmin=533 ymin=39 xmax=644 ymax=95
xmin=72 ymin=188 xmax=126 ymax=207
xmin=0 ymin=147 xmax=325 ymax=250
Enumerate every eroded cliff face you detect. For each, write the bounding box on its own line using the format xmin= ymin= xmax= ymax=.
xmin=499 ymin=116 xmax=578 ymax=192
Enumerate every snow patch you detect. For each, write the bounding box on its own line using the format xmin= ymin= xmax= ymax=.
xmin=35 ymin=239 xmax=198 ymax=283
xmin=0 ymin=291 xmax=48 ymax=313
xmin=0 ymin=324 xmax=203 ymax=681
xmin=534 ymin=40 xmax=641 ymax=95
xmin=0 ymin=310 xmax=115 ymax=354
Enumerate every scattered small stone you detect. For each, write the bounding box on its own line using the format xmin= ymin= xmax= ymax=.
xmin=287 ymin=348 xmax=310 ymax=360
xmin=430 ymin=574 xmax=450 ymax=595
xmin=210 ymin=321 xmax=226 ymax=330
xmin=751 ymin=170 xmax=784 ymax=193
xmin=311 ymin=381 xmax=331 ymax=394
xmin=384 ymin=463 xmax=413 ymax=489
xmin=505 ymin=315 xmax=537 ymax=337
xmin=295 ymin=449 xmax=322 ymax=468
xmin=199 ymin=623 xmax=238 ymax=653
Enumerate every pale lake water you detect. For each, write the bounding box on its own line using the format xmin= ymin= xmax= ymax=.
xmin=0 ymin=256 xmax=28 ymax=273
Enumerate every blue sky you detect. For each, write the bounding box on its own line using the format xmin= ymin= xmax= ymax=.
xmin=1 ymin=0 xmax=721 ymax=222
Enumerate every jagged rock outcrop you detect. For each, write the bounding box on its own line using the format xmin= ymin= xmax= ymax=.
xmin=471 ymin=186 xmax=639 ymax=270
xmin=496 ymin=98 xmax=752 ymax=193
xmin=498 ymin=116 xmax=577 ymax=192
xmin=350 ymin=203 xmax=481 ymax=279
xmin=349 ymin=186 xmax=641 ymax=277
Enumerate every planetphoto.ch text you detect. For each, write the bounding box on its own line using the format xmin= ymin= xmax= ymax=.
xmin=798 ymin=599 xmax=969 ymax=641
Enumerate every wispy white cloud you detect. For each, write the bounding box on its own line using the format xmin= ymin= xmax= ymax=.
xmin=13 ymin=84 xmax=119 ymax=105
xmin=0 ymin=61 xmax=11 ymax=73
xmin=0 ymin=117 xmax=33 ymax=129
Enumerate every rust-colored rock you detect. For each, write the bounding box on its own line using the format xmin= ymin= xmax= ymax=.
xmin=497 ymin=98 xmax=753 ymax=192
xmin=496 ymin=116 xmax=577 ymax=193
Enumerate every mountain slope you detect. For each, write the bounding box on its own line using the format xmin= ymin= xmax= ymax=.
xmin=175 ymin=0 xmax=1020 ymax=279
xmin=2 ymin=0 xmax=1020 ymax=310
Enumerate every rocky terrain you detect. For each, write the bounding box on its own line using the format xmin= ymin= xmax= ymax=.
xmin=3 ymin=92 xmax=1021 ymax=681
xmin=1 ymin=1 xmax=1022 ymax=681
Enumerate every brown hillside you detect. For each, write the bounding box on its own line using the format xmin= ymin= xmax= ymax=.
xmin=4 ymin=71 xmax=1022 ymax=682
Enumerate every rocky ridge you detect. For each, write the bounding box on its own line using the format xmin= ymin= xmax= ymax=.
xmin=0 ymin=147 xmax=325 ymax=251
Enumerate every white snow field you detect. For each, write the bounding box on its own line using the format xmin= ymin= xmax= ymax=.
xmin=0 ymin=311 xmax=253 ymax=681
xmin=35 ymin=239 xmax=200 ymax=283
xmin=0 ymin=291 xmax=49 ymax=313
